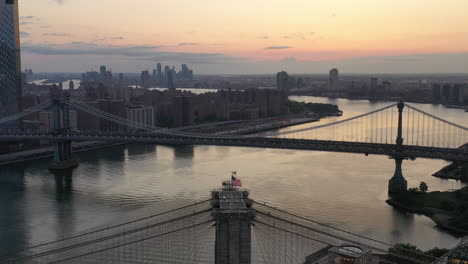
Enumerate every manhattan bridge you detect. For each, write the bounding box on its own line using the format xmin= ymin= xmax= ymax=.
xmin=0 ymin=96 xmax=467 ymax=264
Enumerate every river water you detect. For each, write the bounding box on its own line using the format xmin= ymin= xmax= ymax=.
xmin=0 ymin=96 xmax=467 ymax=257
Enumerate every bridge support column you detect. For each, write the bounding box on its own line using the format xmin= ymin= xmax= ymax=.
xmin=388 ymin=101 xmax=408 ymax=194
xmin=212 ymin=183 xmax=255 ymax=264
xmin=389 ymin=158 xmax=407 ymax=194
xmin=49 ymin=96 xmax=78 ymax=171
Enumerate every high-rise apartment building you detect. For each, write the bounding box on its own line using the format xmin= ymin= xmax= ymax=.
xmin=141 ymin=70 xmax=151 ymax=88
xmin=328 ymin=68 xmax=339 ymax=90
xmin=0 ymin=0 xmax=22 ymax=120
xmin=126 ymin=106 xmax=157 ymax=130
xmin=99 ymin=66 xmax=107 ymax=78
xmin=276 ymin=71 xmax=289 ymax=91
xmin=118 ymin=73 xmax=124 ymax=86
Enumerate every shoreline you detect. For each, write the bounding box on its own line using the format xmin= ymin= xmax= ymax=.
xmin=386 ymin=197 xmax=468 ymax=236
xmin=289 ymin=93 xmax=468 ymax=110
xmin=432 ymin=146 xmax=468 ymax=182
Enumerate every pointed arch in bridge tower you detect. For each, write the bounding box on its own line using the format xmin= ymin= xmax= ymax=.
xmin=49 ymin=96 xmax=78 ymax=171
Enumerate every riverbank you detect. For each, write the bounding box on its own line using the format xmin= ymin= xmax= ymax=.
xmin=186 ymin=115 xmax=323 ymax=135
xmin=387 ymin=188 xmax=468 ymax=235
xmin=432 ymin=144 xmax=468 ymax=181
xmin=433 ymin=161 xmax=468 ymax=182
xmin=289 ymin=92 xmax=468 ymax=111
xmin=182 ymin=100 xmax=342 ymax=135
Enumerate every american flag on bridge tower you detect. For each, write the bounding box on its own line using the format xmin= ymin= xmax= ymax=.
xmin=231 ymin=172 xmax=242 ymax=187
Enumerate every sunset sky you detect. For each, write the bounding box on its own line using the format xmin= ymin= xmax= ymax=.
xmin=19 ymin=0 xmax=468 ymax=74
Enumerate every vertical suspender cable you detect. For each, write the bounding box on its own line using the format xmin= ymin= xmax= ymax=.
xmin=406 ymin=107 xmax=410 ymax=145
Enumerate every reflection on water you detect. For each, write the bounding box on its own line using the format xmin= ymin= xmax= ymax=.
xmin=0 ymin=166 xmax=27 ymax=256
xmin=53 ymin=169 xmax=74 ymax=201
xmin=0 ymin=97 xmax=467 ymax=258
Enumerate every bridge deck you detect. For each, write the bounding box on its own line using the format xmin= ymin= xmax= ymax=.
xmin=0 ymin=132 xmax=467 ymax=161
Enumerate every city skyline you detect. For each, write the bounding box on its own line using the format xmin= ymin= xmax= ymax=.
xmin=19 ymin=0 xmax=468 ymax=74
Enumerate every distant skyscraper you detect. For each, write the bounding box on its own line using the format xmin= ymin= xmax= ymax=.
xmin=69 ymin=80 xmax=75 ymax=90
xmin=276 ymin=71 xmax=289 ymax=91
xmin=164 ymin=66 xmax=170 ymax=82
xmin=0 ymin=0 xmax=22 ymax=120
xmin=167 ymin=70 xmax=176 ymax=91
xmin=141 ymin=70 xmax=150 ymax=88
xmin=177 ymin=64 xmax=194 ymax=80
xmin=99 ymin=66 xmax=107 ymax=78
xmin=118 ymin=73 xmax=124 ymax=86
xmin=458 ymin=85 xmax=466 ymax=104
xmin=105 ymin=70 xmax=113 ymax=83
xmin=328 ymin=68 xmax=339 ymax=90
xmin=157 ymin=63 xmax=162 ymax=81
xmin=370 ymin=78 xmax=378 ymax=91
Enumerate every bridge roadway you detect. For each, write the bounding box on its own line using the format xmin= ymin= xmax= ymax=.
xmin=0 ymin=131 xmax=467 ymax=162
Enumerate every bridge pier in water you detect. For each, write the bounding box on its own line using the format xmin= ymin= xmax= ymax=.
xmin=50 ymin=97 xmax=78 ymax=171
xmin=388 ymin=101 xmax=408 ymax=195
xmin=212 ymin=182 xmax=255 ymax=264
xmin=388 ymin=157 xmax=408 ymax=194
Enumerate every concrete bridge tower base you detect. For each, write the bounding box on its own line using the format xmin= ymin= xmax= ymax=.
xmin=388 ymin=158 xmax=408 ymax=194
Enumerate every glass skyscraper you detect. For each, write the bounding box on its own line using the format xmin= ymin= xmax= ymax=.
xmin=0 ymin=0 xmax=22 ymax=121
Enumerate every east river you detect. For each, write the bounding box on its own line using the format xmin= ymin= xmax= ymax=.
xmin=0 ymin=96 xmax=467 ymax=257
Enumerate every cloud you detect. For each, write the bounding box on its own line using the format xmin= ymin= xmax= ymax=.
xmin=53 ymin=0 xmax=67 ymax=4
xmin=178 ymin=42 xmax=199 ymax=46
xmin=280 ymin=57 xmax=297 ymax=62
xmin=383 ymin=58 xmax=425 ymax=62
xmin=71 ymin=41 xmax=85 ymax=45
xmin=282 ymin=33 xmax=307 ymax=40
xmin=42 ymin=33 xmax=70 ymax=37
xmin=264 ymin=46 xmax=292 ymax=50
xmin=258 ymin=36 xmax=269 ymax=39
xmin=22 ymin=43 xmax=246 ymax=64
xmin=19 ymin=16 xmax=39 ymax=25
xmin=111 ymin=37 xmax=125 ymax=40
xmin=20 ymin=32 xmax=31 ymax=38
xmin=23 ymin=43 xmax=162 ymax=56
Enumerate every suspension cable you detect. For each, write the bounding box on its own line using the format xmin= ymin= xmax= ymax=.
xmin=45 ymin=220 xmax=213 ymax=264
xmin=2 ymin=199 xmax=211 ymax=256
xmin=253 ymin=201 xmax=437 ymax=260
xmin=3 ymin=209 xmax=212 ymax=263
